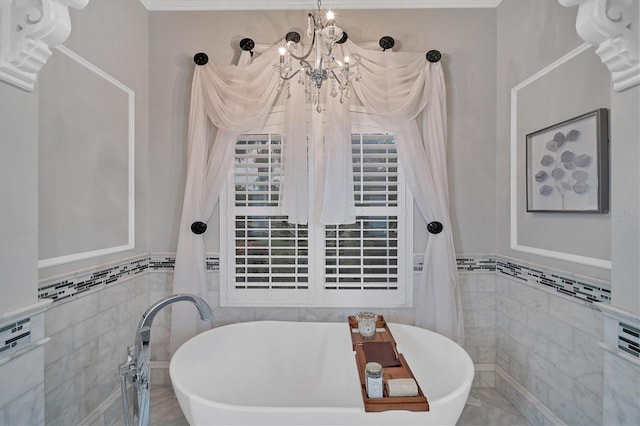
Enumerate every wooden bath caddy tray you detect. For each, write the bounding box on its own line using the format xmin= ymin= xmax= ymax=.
xmin=348 ymin=316 xmax=429 ymax=412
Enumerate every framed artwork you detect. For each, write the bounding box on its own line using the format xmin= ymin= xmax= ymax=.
xmin=526 ymin=108 xmax=609 ymax=212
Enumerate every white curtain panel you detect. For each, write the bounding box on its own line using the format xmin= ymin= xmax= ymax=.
xmin=170 ymin=39 xmax=463 ymax=355
xmin=280 ymin=73 xmax=310 ymax=224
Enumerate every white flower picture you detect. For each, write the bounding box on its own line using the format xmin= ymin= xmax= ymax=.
xmin=526 ymin=109 xmax=609 ymax=212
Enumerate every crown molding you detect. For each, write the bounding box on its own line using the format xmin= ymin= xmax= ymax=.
xmin=559 ymin=0 xmax=640 ymax=92
xmin=0 ymin=0 xmax=89 ymax=91
xmin=140 ymin=0 xmax=502 ymax=11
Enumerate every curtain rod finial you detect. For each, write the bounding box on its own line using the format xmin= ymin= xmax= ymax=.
xmin=240 ymin=38 xmax=255 ymax=52
xmin=193 ymin=52 xmax=208 ymax=66
xmin=286 ymin=31 xmax=301 ymax=44
xmin=379 ymin=36 xmax=395 ymax=51
xmin=426 ymin=50 xmax=441 ymax=63
xmin=239 ymin=38 xmax=255 ymax=57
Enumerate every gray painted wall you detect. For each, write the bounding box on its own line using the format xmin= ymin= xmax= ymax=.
xmin=496 ymin=0 xmax=612 ymax=281
xmin=37 ymin=0 xmax=150 ymax=280
xmin=516 ymin=47 xmax=610 ymax=259
xmin=0 ymin=85 xmax=38 ymax=313
xmin=39 ymin=50 xmax=131 ymax=260
xmin=3 ymin=0 xmax=635 ymax=313
xmin=610 ymin=85 xmax=640 ymax=313
xmin=147 ymin=8 xmax=498 ymax=257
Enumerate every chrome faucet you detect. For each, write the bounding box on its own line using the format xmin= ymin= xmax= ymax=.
xmin=135 ymin=293 xmax=213 ymax=360
xmin=120 ymin=294 xmax=213 ymax=426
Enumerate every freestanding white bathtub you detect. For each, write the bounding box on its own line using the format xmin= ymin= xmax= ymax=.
xmin=170 ymin=321 xmax=473 ymax=425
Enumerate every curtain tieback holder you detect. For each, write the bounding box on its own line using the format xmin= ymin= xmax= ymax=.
xmin=427 ymin=221 xmax=443 ymax=234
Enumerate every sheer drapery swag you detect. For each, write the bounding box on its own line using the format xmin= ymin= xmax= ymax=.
xmin=170 ymin=39 xmax=463 ymax=355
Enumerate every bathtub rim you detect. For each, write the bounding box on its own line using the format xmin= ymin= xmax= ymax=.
xmin=169 ymin=320 xmax=474 ymax=415
xmin=386 ymin=322 xmax=475 ymax=410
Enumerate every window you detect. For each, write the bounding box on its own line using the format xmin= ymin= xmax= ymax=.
xmin=221 ymin=127 xmax=412 ymax=307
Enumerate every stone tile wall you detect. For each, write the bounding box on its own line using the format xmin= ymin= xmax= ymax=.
xmin=0 ymin=304 xmax=49 ymax=426
xmin=459 ymin=272 xmax=497 ymax=388
xmin=0 ymin=344 xmax=46 ymax=425
xmin=603 ymin=350 xmax=640 ymax=425
xmin=44 ymin=273 xmax=149 ymax=425
xmin=38 ymin=253 xmax=640 ymax=426
xmin=601 ymin=308 xmax=640 ymax=426
xmin=495 ymin=274 xmax=604 ymax=425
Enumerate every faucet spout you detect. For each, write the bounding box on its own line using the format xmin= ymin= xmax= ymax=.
xmin=137 ymin=294 xmax=213 ymax=347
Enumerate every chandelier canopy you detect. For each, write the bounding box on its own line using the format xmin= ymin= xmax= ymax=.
xmin=277 ymin=0 xmax=359 ymax=112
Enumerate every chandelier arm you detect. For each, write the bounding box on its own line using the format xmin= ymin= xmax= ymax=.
xmin=299 ymin=60 xmax=313 ymax=70
xmin=287 ymin=13 xmax=317 ymax=62
xmin=279 ymin=67 xmax=305 ymax=81
xmin=329 ymin=70 xmax=343 ymax=86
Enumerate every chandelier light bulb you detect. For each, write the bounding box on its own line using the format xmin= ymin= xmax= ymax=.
xmin=344 ymin=55 xmax=350 ymax=64
xmin=326 ymin=10 xmax=335 ymax=21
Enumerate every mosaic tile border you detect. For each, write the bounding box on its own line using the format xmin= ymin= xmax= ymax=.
xmin=39 ymin=253 xmax=610 ymax=307
xmin=38 ymin=256 xmax=148 ymax=302
xmin=148 ymin=255 xmax=174 ymax=271
xmin=456 ymin=255 xmax=496 ymax=272
xmin=416 ymin=255 xmax=497 ymax=272
xmin=148 ymin=255 xmax=219 ymax=272
xmin=206 ymin=256 xmax=220 ymax=272
xmin=38 ymin=254 xmax=220 ymax=302
xmin=452 ymin=254 xmax=610 ymax=305
xmin=0 ymin=318 xmax=31 ymax=357
xmin=495 ymin=258 xmax=611 ymax=304
xmin=618 ymin=322 xmax=640 ymax=358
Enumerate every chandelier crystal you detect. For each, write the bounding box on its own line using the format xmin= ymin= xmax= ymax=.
xmin=277 ymin=0 xmax=360 ymax=112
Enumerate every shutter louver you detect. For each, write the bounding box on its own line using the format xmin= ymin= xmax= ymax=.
xmin=235 ymin=216 xmax=309 ymax=289
xmin=325 ymin=134 xmax=400 ymax=292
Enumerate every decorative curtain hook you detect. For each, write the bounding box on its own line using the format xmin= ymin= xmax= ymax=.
xmin=191 ymin=221 xmax=208 ymax=235
xmin=427 ymin=221 xmax=443 ymax=234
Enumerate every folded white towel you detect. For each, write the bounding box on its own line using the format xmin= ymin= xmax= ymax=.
xmin=385 ymin=378 xmax=418 ymax=397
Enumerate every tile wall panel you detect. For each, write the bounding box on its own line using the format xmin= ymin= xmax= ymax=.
xmin=41 ymin=252 xmax=640 ymax=426
xmin=459 ymin=273 xmax=497 ymax=373
xmin=495 ymin=274 xmax=604 ymax=425
xmin=0 ymin=303 xmax=49 ymax=426
xmin=603 ymin=351 xmax=640 ymax=425
xmin=44 ymin=273 xmax=149 ymax=426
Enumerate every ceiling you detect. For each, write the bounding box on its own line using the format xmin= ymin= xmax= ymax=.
xmin=140 ymin=0 xmax=502 ymax=11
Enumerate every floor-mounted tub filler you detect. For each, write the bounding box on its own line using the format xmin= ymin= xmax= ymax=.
xmin=120 ymin=295 xmax=214 ymax=426
xmin=170 ymin=321 xmax=474 ymax=425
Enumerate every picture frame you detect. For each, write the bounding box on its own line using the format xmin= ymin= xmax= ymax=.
xmin=526 ymin=108 xmax=609 ymax=213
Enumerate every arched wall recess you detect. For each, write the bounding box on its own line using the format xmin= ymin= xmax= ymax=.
xmin=559 ymin=0 xmax=640 ymax=92
xmin=0 ymin=0 xmax=89 ymax=91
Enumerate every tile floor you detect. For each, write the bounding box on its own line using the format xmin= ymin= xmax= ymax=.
xmin=150 ymin=386 xmax=530 ymax=425
xmin=457 ymin=388 xmax=530 ymax=426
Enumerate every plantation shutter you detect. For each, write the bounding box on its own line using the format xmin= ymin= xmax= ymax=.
xmin=226 ymin=131 xmax=409 ymax=307
xmin=233 ymin=135 xmax=309 ymax=291
xmin=324 ymin=134 xmax=401 ymax=291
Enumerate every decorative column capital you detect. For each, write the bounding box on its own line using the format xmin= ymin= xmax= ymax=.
xmin=559 ymin=0 xmax=639 ymax=92
xmin=0 ymin=0 xmax=89 ymax=91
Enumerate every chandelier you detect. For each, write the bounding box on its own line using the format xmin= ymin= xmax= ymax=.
xmin=276 ymin=0 xmax=360 ymax=112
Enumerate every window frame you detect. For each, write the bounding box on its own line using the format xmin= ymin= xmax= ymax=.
xmin=220 ymin=108 xmax=413 ymax=308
